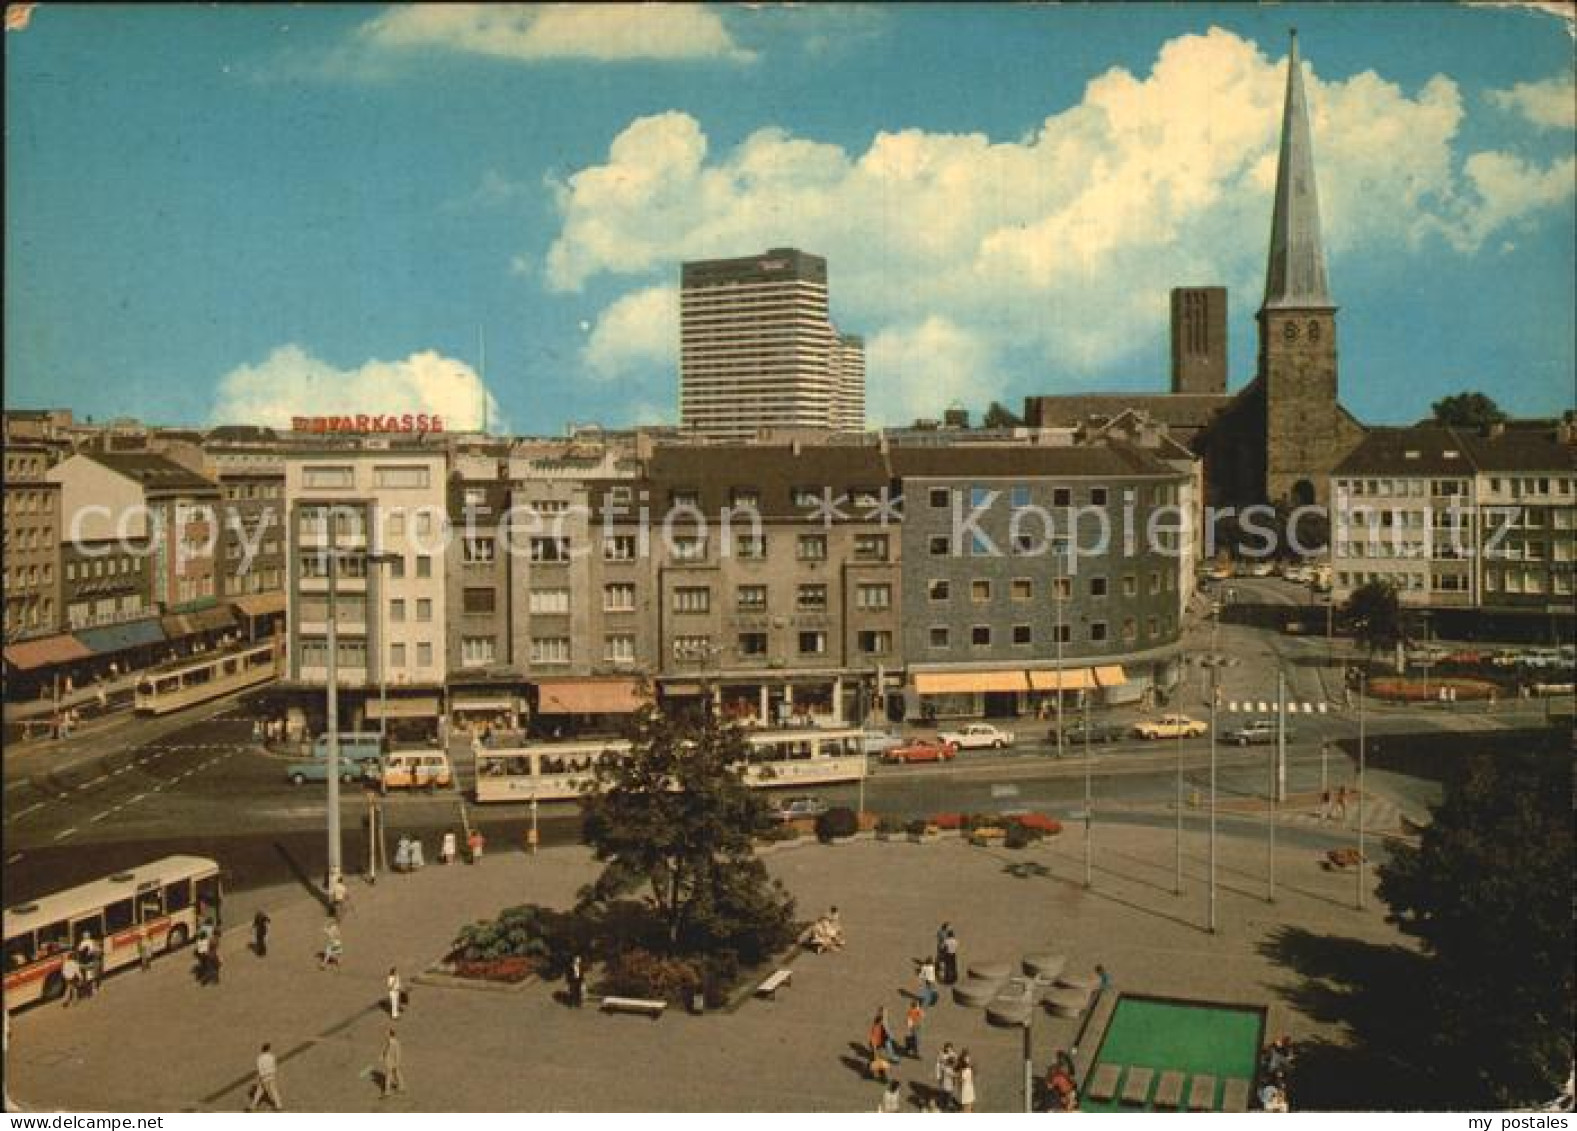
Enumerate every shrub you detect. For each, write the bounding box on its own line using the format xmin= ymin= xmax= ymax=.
xmin=759 ymin=823 xmax=800 ymax=842
xmin=815 ymin=806 xmax=859 ymax=842
xmin=452 ymin=904 xmax=560 ymax=965
xmin=600 ymin=947 xmax=703 ymax=1004
xmin=1004 ymin=823 xmax=1043 ymax=850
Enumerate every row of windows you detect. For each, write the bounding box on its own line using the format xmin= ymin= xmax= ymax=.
xmin=5 ymin=523 xmax=55 ymax=549
xmin=926 ymin=614 xmax=1174 ymax=649
xmin=65 ymin=556 xmax=144 ymax=581
xmin=297 ymin=552 xmax=432 ymax=579
xmin=299 ymin=465 xmax=434 ymax=491
xmin=4 ymin=596 xmax=54 ymax=629
xmin=1340 ymin=476 xmax=1575 ymax=498
xmin=299 ymin=638 xmax=436 ymax=669
xmin=221 ymin=482 xmax=282 ymax=501
xmin=5 ymin=563 xmax=53 ymax=588
xmin=3 ymin=488 xmax=53 ymax=514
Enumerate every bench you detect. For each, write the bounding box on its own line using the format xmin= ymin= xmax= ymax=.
xmin=1153 ymin=1070 xmax=1185 ymax=1109
xmin=599 ymin=995 xmax=667 ymax=1018
xmin=1086 ymin=1063 xmax=1121 ymax=1102
xmin=1188 ymin=1074 xmax=1218 ymax=1111
xmin=756 ymin=968 xmax=793 ymax=999
xmin=1120 ymin=1066 xmax=1154 ymax=1106
xmin=1221 ymin=1078 xmax=1251 ymax=1113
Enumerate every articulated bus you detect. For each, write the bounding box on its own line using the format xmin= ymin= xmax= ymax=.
xmin=4 ymin=856 xmax=221 ymax=1010
xmin=134 ymin=638 xmax=282 ymax=715
xmin=473 ymin=726 xmax=868 ymax=803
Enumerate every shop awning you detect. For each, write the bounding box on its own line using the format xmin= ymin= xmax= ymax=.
xmin=661 ymin=682 xmax=704 ymax=697
xmin=1026 ymin=669 xmax=1097 ymax=692
xmin=913 ymin=671 xmax=1030 ymax=695
xmin=191 ymin=605 xmax=236 ymax=633
xmin=452 ymin=694 xmax=521 ymax=713
xmin=232 ymin=592 xmax=286 ymax=618
xmin=3 ymin=634 xmax=94 ymax=671
xmin=364 ymin=696 xmax=442 ymax=719
xmin=74 ymin=619 xmax=167 ymax=656
xmin=534 ymin=678 xmax=648 ymax=716
xmin=161 ymin=613 xmax=194 ymax=638
xmin=1093 ymin=665 xmax=1128 ymax=688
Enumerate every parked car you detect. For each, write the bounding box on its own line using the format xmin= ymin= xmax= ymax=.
xmin=287 ymin=759 xmax=374 ymax=786
xmin=770 ymin=795 xmax=829 ymax=822
xmin=1220 ymin=719 xmax=1295 ymax=746
xmin=882 ymin=738 xmax=959 ymax=764
xmin=859 ymin=729 xmax=904 ymax=757
xmin=1055 ymin=720 xmax=1129 ymax=746
xmin=938 ymin=723 xmax=1015 ymax=750
xmin=1132 ymin=715 xmax=1209 ymax=740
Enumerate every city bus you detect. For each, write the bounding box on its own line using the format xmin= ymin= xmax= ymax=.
xmin=133 ymin=638 xmax=282 ymax=715
xmin=3 ymin=856 xmax=221 ymax=1009
xmin=472 ymin=726 xmax=868 ymax=803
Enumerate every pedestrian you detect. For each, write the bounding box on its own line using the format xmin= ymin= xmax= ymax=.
xmin=137 ymin=930 xmax=153 ymax=972
xmin=394 ymin=837 xmax=411 ymax=873
xmin=878 ymin=1078 xmax=903 ymax=1113
xmin=320 ymin=920 xmax=343 ymax=970
xmin=208 ymin=935 xmax=223 ymax=985
xmin=942 ymin=927 xmax=961 ymax=985
xmin=441 ymin=830 xmax=457 ymax=865
xmin=408 ymin=837 xmax=424 ymax=869
xmin=1319 ymin=788 xmax=1332 ymax=821
xmin=387 ymin=967 xmax=403 ymax=1019
xmin=252 ymin=910 xmax=271 ymax=957
xmin=958 ymin=1050 xmax=977 ymax=1112
xmin=873 ymin=1006 xmax=901 ymax=1061
xmin=379 ymin=1028 xmax=404 ymax=1097
xmin=566 ymin=954 xmax=585 ymax=1009
xmin=329 ymin=874 xmax=349 ymax=918
xmin=195 ymin=930 xmax=213 ymax=985
xmin=467 ymin=828 xmax=484 ymax=863
xmin=935 ymin=1043 xmax=958 ymax=1111
xmin=1334 ymin=784 xmax=1349 ymax=822
xmin=917 ymin=956 xmax=939 ymax=1007
xmin=1096 ymin=964 xmax=1112 ymax=994
xmin=61 ymin=952 xmax=81 ymax=1006
xmin=904 ymin=999 xmax=924 ymax=1059
xmin=246 ymin=1043 xmax=284 ymax=1111
xmin=934 ymin=921 xmax=949 ymax=970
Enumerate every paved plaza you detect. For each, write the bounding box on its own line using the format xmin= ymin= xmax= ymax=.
xmin=5 ymin=818 xmax=1408 ymax=1112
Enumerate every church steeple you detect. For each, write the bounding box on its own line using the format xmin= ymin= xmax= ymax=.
xmin=1261 ymin=30 xmax=1333 ymax=312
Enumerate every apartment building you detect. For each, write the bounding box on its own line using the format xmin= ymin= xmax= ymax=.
xmin=3 ymin=442 xmax=62 ymax=642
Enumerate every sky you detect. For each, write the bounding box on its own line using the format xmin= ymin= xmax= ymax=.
xmin=6 ymin=3 xmax=1575 ymax=435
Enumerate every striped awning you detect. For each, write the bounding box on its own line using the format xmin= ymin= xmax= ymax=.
xmin=74 ymin=618 xmax=167 ymax=656
xmin=913 ymin=671 xmax=1029 ymax=695
xmin=1093 ymin=665 xmax=1128 ymax=688
xmin=3 ymin=634 xmax=94 ymax=671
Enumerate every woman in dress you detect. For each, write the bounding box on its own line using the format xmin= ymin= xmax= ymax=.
xmin=958 ymin=1050 xmax=977 ymax=1112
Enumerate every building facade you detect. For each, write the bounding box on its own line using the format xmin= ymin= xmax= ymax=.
xmin=3 ymin=443 xmax=62 ymax=642
xmin=1170 ymin=286 xmax=1227 ymax=395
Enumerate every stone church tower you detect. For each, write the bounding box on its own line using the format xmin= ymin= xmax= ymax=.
xmin=1256 ymin=30 xmax=1364 ymax=507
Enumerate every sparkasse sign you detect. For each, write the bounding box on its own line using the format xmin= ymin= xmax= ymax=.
xmin=290 ymin=413 xmax=445 ymax=434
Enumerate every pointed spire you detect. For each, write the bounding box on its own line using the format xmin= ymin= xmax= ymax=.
xmin=1262 ymin=30 xmax=1334 ymax=311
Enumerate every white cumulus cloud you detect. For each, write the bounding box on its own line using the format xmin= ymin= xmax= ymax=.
xmin=209 ymin=345 xmax=506 ymax=432
xmin=582 ymin=284 xmax=678 ymax=380
xmin=540 ymin=27 xmax=1573 ymax=418
xmin=867 ymin=317 xmax=998 ymax=424
xmin=358 ymin=3 xmax=753 ymax=63
xmin=1487 ymin=76 xmax=1577 ymax=131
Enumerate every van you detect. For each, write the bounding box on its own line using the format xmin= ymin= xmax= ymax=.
xmin=376 ymin=751 xmax=453 ymax=791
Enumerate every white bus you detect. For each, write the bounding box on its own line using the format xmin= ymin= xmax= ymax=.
xmin=473 ymin=726 xmax=868 ymax=803
xmin=3 ymin=856 xmax=221 ymax=1009
xmin=134 ymin=639 xmax=281 ymax=715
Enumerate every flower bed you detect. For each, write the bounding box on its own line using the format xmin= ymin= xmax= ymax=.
xmin=1369 ymin=676 xmax=1499 ymax=702
xmin=448 ymin=956 xmax=537 ymax=983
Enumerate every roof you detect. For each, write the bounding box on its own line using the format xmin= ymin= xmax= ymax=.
xmin=79 ymin=451 xmax=218 ymax=495
xmin=1333 ymin=425 xmax=1577 ymax=476
xmin=641 ymin=443 xmax=895 ymax=518
xmin=4 ymin=856 xmax=219 ymax=932
xmin=1024 ymin=393 xmax=1234 ymax=432
xmin=889 ymin=441 xmax=1180 ymax=480
xmin=1262 ymin=31 xmax=1334 ymax=311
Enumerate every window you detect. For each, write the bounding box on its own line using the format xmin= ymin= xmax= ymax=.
xmin=604 ymin=583 xmax=636 ymax=612
xmin=1011 ymin=578 xmax=1032 ymax=602
xmin=1122 ymin=574 xmax=1137 ymax=597
xmin=729 ymin=487 xmax=760 ymax=509
xmin=1146 ymin=615 xmax=1159 ymax=638
xmin=929 ymin=487 xmax=950 ymax=509
xmin=303 ymin=465 xmax=354 ymax=489
xmin=1121 ymin=618 xmax=1137 ymax=643
xmin=969 ymin=486 xmax=992 ymax=509
xmin=463 ymin=538 xmax=496 ymax=564
xmin=737 ymin=585 xmax=767 ymax=611
xmin=461 ymin=636 xmax=496 ymax=666
xmin=1089 ymin=622 xmax=1108 ymax=643
xmin=798 ymin=631 xmax=827 ymax=655
xmin=928 ymin=579 xmax=950 ymax=602
xmin=672 ymin=537 xmax=707 ymax=562
xmin=373 ymin=465 xmax=430 ymax=489
xmin=1052 ymin=488 xmax=1071 ymax=507
xmin=533 ymin=499 xmax=569 ymax=516
xmin=1010 ymin=486 xmax=1031 ymax=509
xmin=792 ymin=486 xmax=823 ymax=508
xmin=797 ymin=584 xmax=828 ymax=611
xmin=670 ymin=489 xmax=700 ymax=509
xmin=1052 ymin=577 xmax=1071 ymax=600
xmin=797 ymin=535 xmax=827 ymax=561
xmin=854 ymin=534 xmax=889 ymax=561
xmin=929 ymin=627 xmax=949 ymax=648
xmin=604 ymin=535 xmax=637 ymax=561
xmin=737 ymin=632 xmax=768 ymax=656
xmin=673 ymin=635 xmax=712 ymax=660
xmin=416 ymin=555 xmax=432 ymax=578
xmin=1012 ymin=624 xmax=1032 ymax=646
xmin=416 ymin=598 xmax=433 ymax=622
xmin=605 ymin=635 xmax=636 ymax=664
xmin=386 ymin=598 xmax=407 ymax=624
xmin=530 ymin=637 xmax=570 ymax=665
xmin=415 ymin=512 xmax=434 ymax=538
xmin=971 ymin=625 xmax=991 ymax=647
xmin=1091 ymin=487 xmax=1109 ymax=506
xmin=463 ymin=588 xmax=495 ymax=615
xmin=850 ymin=486 xmax=882 ymax=509
xmin=673 ymin=586 xmax=711 ymax=614
xmin=388 ymin=642 xmax=406 ymax=669
xmin=389 ymin=555 xmax=405 ymax=579
xmin=1149 ymin=571 xmax=1161 ymax=595
xmin=858 ymin=630 xmax=892 ymax=655
xmin=530 ymin=538 xmax=570 ymax=563
xmin=734 ymin=534 xmax=766 ymax=559
xmin=971 ymin=580 xmax=991 ymax=603
xmin=1089 ymin=576 xmax=1108 ymax=598
xmin=529 ymin=588 xmax=570 ymax=615
xmin=929 ymin=536 xmax=952 ymax=557
xmin=856 ymin=583 xmax=891 ymax=610
xmin=411 ymin=641 xmax=431 ymax=667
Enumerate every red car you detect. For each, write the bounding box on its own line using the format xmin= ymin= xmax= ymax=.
xmin=882 ymin=738 xmax=959 ymax=765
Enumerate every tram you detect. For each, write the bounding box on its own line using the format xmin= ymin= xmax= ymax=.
xmin=133 ymin=638 xmax=282 ymax=715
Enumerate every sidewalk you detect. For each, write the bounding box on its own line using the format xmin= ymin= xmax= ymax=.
xmin=5 ymin=820 xmax=1410 ymax=1113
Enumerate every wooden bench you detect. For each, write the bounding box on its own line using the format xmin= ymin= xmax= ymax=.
xmin=1153 ymin=1070 xmax=1185 ymax=1109
xmin=1086 ymin=1063 xmax=1121 ymax=1102
xmin=1221 ymin=1078 xmax=1251 ymax=1113
xmin=1120 ymin=1066 xmax=1154 ymax=1106
xmin=599 ymin=995 xmax=667 ymax=1018
xmin=1188 ymin=1074 xmax=1218 ymax=1111
xmin=755 ymin=968 xmax=793 ymax=999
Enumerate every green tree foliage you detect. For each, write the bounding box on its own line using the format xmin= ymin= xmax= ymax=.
xmin=1378 ymin=751 xmax=1574 ymax=1107
xmin=579 ymin=707 xmax=797 ymax=958
xmin=1342 ymin=579 xmax=1404 ymax=661
xmin=1430 ymin=391 xmax=1507 ymax=430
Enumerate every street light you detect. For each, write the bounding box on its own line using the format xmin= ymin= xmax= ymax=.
xmin=1208 ymin=665 xmax=1218 ymax=933
xmin=1356 ymin=669 xmax=1367 ymax=910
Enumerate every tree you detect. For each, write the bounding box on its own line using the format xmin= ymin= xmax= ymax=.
xmin=1378 ymin=751 xmax=1574 ymax=1107
xmin=1342 ymin=579 xmax=1404 ymax=670
xmin=579 ymin=707 xmax=796 ymax=956
xmin=982 ymin=401 xmax=1023 ymax=429
xmin=1430 ymin=391 xmax=1507 ymax=431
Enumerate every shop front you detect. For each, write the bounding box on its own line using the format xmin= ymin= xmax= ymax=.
xmin=530 ymin=677 xmax=648 ymax=739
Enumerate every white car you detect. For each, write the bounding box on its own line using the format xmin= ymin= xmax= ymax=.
xmin=937 ymin=723 xmax=1015 ymax=750
xmin=859 ymin=729 xmax=904 ymax=756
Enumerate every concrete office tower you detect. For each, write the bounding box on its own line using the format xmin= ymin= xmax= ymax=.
xmin=680 ymin=248 xmax=862 ymax=439
xmin=1170 ymin=287 xmax=1227 ymax=394
xmin=830 ymin=330 xmax=866 ymax=432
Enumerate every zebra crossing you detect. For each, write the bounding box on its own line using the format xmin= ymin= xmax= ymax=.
xmin=1223 ymin=700 xmax=1329 ymax=714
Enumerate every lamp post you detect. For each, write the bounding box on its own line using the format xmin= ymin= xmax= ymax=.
xmin=325 ymin=548 xmax=342 ymax=893
xmin=1356 ymin=669 xmax=1367 ymax=910
xmin=1174 ymin=708 xmax=1183 ymax=896
xmin=1083 ymin=689 xmax=1093 ymax=890
xmin=1053 ymin=532 xmax=1065 ymax=759
xmin=1208 ymin=664 xmax=1218 ymax=933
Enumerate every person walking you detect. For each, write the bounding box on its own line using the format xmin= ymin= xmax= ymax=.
xmin=136 ymin=929 xmax=153 ymax=972
xmin=379 ymin=1028 xmax=404 ymax=1097
xmin=247 ymin=1043 xmax=284 ymax=1111
xmin=935 ymin=1043 xmax=958 ymax=1111
xmin=942 ymin=927 xmax=961 ymax=985
xmin=320 ymin=920 xmax=343 ymax=970
xmin=252 ymin=910 xmax=271 ymax=957
xmin=934 ymin=921 xmax=949 ymax=972
xmin=869 ymin=1007 xmax=901 ymax=1064
xmin=194 ymin=930 xmax=213 ymax=985
xmin=387 ymin=967 xmax=403 ymax=1020
xmin=441 ymin=830 xmax=457 ymax=865
xmin=904 ymin=999 xmax=924 ymax=1059
xmin=917 ymin=956 xmax=939 ymax=1007
xmin=566 ymin=954 xmax=585 ymax=1009
xmin=878 ymin=1079 xmax=903 ymax=1113
xmin=60 ymin=951 xmax=81 ymax=1007
xmin=329 ymin=875 xmax=349 ymax=919
xmin=1334 ymin=784 xmax=1349 ymax=823
xmin=958 ymin=1050 xmax=977 ymax=1112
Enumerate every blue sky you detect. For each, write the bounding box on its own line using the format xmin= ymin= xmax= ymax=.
xmin=6 ymin=3 xmax=1574 ymax=434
